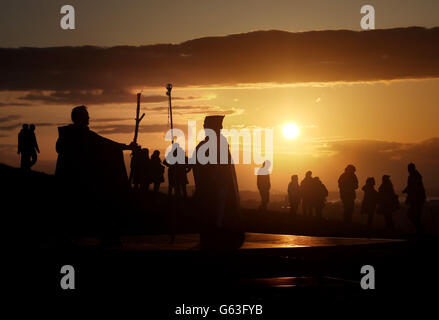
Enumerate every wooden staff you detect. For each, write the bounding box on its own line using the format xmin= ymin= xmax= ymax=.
xmin=133 ymin=92 xmax=145 ymax=144
xmin=166 ymin=84 xmax=174 ymax=144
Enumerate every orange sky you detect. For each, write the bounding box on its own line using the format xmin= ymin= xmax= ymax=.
xmin=1 ymin=1 xmax=439 ymax=194
xmin=1 ymin=77 xmax=439 ymax=193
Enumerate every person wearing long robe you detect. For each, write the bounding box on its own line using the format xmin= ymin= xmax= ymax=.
xmin=192 ymin=115 xmax=244 ymax=250
xmin=55 ymin=105 xmax=136 ymax=245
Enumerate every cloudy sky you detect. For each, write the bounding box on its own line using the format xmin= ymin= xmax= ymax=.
xmin=1 ymin=0 xmax=439 ymax=194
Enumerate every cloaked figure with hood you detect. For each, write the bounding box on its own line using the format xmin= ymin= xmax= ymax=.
xmin=192 ymin=115 xmax=244 ymax=250
xmin=55 ymin=106 xmax=136 ymax=245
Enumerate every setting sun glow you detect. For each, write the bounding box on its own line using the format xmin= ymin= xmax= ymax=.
xmin=283 ymin=123 xmax=300 ymax=139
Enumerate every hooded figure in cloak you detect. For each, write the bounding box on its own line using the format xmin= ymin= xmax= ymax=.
xmin=55 ymin=105 xmax=136 ymax=245
xmin=192 ymin=115 xmax=244 ymax=250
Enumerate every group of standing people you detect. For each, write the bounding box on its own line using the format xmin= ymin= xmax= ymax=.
xmin=129 ymin=147 xmax=166 ymax=193
xmin=287 ymin=171 xmax=329 ymax=218
xmin=17 ymin=123 xmax=40 ymax=169
xmin=360 ymin=163 xmax=426 ymax=232
xmin=257 ymin=165 xmax=329 ymax=218
xmin=261 ymin=162 xmax=426 ymax=232
xmin=129 ymin=142 xmax=191 ymax=198
xmin=18 ymin=105 xmax=428 ymax=241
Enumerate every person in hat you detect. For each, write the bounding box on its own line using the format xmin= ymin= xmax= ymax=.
xmin=338 ymin=164 xmax=359 ymax=223
xmin=191 ymin=115 xmax=244 ymax=250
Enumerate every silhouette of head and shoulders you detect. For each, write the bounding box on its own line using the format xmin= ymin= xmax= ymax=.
xmin=379 ymin=175 xmax=395 ymax=194
xmin=362 ymin=177 xmax=377 ymax=192
xmin=338 ymin=165 xmax=358 ymax=187
xmin=289 ymin=174 xmax=299 ymax=188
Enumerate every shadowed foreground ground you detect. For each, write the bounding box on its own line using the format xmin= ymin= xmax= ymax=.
xmin=4 ymin=164 xmax=439 ymax=316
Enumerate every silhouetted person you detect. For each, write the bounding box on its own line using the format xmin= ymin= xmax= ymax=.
xmin=338 ymin=165 xmax=358 ymax=223
xmin=403 ymin=163 xmax=426 ymax=234
xmin=176 ymin=153 xmax=190 ymax=198
xmin=150 ymin=150 xmax=165 ymax=193
xmin=28 ymin=124 xmax=40 ymax=167
xmin=192 ymin=115 xmax=244 ymax=250
xmin=55 ymin=105 xmax=136 ymax=246
xmin=300 ymin=171 xmax=314 ymax=216
xmin=164 ymin=150 xmax=178 ymax=196
xmin=287 ymin=175 xmax=301 ymax=216
xmin=256 ymin=161 xmax=271 ymax=211
xmin=164 ymin=143 xmax=189 ymax=198
xmin=361 ymin=177 xmax=379 ymax=227
xmin=311 ymin=177 xmax=328 ymax=219
xmin=377 ymin=175 xmax=399 ymax=229
xmin=129 ymin=147 xmax=150 ymax=190
xmin=17 ymin=124 xmax=31 ymax=169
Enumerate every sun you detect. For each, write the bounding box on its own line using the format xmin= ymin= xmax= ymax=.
xmin=283 ymin=123 xmax=300 ymax=139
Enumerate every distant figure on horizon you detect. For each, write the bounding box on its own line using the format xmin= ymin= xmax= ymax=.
xmin=300 ymin=171 xmax=314 ymax=216
xmin=311 ymin=177 xmax=328 ymax=219
xmin=361 ymin=177 xmax=379 ymax=227
xmin=55 ymin=105 xmax=137 ymax=246
xmin=403 ymin=163 xmax=426 ymax=234
xmin=256 ymin=161 xmax=271 ymax=211
xmin=28 ymin=124 xmax=40 ymax=167
xmin=17 ymin=124 xmax=30 ymax=169
xmin=192 ymin=115 xmax=244 ymax=250
xmin=377 ymin=175 xmax=399 ymax=229
xmin=17 ymin=123 xmax=39 ymax=169
xmin=287 ymin=175 xmax=301 ymax=216
xmin=176 ymin=152 xmax=191 ymax=198
xmin=164 ymin=143 xmax=190 ymax=198
xmin=150 ymin=150 xmax=165 ymax=193
xmin=338 ymin=164 xmax=358 ymax=223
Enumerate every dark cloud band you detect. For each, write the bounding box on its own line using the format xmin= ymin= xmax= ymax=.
xmin=1 ymin=27 xmax=438 ymax=93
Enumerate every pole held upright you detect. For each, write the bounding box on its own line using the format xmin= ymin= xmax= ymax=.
xmin=166 ymin=83 xmax=174 ymax=144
